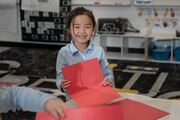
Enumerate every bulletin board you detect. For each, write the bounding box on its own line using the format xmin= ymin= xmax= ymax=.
xmin=20 ymin=0 xmax=71 ymax=43
xmin=71 ymin=0 xmax=131 ymax=6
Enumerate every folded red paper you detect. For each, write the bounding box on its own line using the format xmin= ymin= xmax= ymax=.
xmin=62 ymin=58 xmax=120 ymax=107
xmin=112 ymin=98 xmax=169 ymax=120
xmin=36 ymin=98 xmax=169 ymax=120
xmin=36 ymin=112 xmax=54 ymax=120
xmin=61 ymin=104 xmax=123 ymax=120
xmin=71 ymin=85 xmax=120 ymax=107
xmin=62 ymin=58 xmax=104 ymax=95
xmin=36 ymin=104 xmax=123 ymax=120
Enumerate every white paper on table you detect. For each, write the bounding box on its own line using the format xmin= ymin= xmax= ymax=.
xmin=21 ymin=0 xmax=59 ymax=13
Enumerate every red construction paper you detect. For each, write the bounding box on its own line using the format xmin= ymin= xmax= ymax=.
xmin=62 ymin=104 xmax=123 ymax=120
xmin=36 ymin=112 xmax=54 ymax=120
xmin=36 ymin=99 xmax=169 ymax=120
xmin=0 ymin=82 xmax=16 ymax=85
xmin=71 ymin=85 xmax=120 ymax=107
xmin=112 ymin=98 xmax=169 ymax=120
xmin=36 ymin=104 xmax=123 ymax=120
xmin=62 ymin=58 xmax=104 ymax=95
xmin=62 ymin=58 xmax=120 ymax=106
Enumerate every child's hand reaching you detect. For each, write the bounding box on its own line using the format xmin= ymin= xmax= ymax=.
xmin=44 ymin=98 xmax=67 ymax=120
xmin=61 ymin=79 xmax=71 ymax=92
xmin=100 ymin=78 xmax=112 ymax=86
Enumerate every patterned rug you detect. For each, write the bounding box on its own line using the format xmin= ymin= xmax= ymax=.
xmin=0 ymin=46 xmax=180 ymax=119
xmin=0 ymin=46 xmax=60 ymax=120
xmin=109 ymin=59 xmax=180 ymax=99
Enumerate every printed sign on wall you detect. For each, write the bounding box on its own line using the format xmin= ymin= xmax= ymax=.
xmin=20 ymin=0 xmax=71 ymax=43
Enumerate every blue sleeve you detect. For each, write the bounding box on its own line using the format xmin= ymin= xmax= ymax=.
xmin=56 ymin=49 xmax=68 ymax=89
xmin=0 ymin=86 xmax=14 ymax=113
xmin=0 ymin=86 xmax=55 ymax=113
xmin=99 ymin=48 xmax=114 ymax=80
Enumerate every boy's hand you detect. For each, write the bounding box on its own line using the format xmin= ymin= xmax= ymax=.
xmin=61 ymin=79 xmax=71 ymax=92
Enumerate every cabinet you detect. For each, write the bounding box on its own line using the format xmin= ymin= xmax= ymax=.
xmin=99 ymin=32 xmax=150 ymax=61
xmin=99 ymin=33 xmax=180 ymax=64
xmin=148 ymin=38 xmax=180 ymax=64
xmin=173 ymin=38 xmax=180 ymax=62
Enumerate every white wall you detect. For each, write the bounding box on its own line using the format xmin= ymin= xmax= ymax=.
xmin=0 ymin=1 xmax=180 ymax=48
xmin=72 ymin=4 xmax=180 ymax=48
xmin=0 ymin=1 xmax=21 ymax=42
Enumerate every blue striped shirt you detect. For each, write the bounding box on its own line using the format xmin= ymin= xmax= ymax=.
xmin=56 ymin=41 xmax=113 ymax=89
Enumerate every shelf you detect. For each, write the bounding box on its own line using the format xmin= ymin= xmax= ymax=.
xmin=100 ymin=33 xmax=180 ymax=64
xmin=147 ymin=56 xmax=171 ymax=63
xmin=100 ymin=32 xmax=147 ymax=38
xmin=106 ymin=52 xmax=146 ymax=61
xmin=123 ymin=53 xmax=146 ymax=60
xmin=99 ymin=33 xmax=148 ymax=61
xmin=71 ymin=0 xmax=131 ymax=6
xmin=106 ymin=52 xmax=122 ymax=60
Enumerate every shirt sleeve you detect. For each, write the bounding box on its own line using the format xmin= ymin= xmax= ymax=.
xmin=0 ymin=86 xmax=14 ymax=113
xmin=0 ymin=86 xmax=55 ymax=113
xmin=56 ymin=50 xmax=68 ymax=89
xmin=99 ymin=48 xmax=114 ymax=80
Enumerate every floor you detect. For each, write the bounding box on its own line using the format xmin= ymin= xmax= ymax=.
xmin=0 ymin=45 xmax=180 ymax=119
xmin=109 ymin=59 xmax=180 ymax=99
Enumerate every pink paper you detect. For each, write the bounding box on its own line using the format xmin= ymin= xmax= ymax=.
xmin=36 ymin=104 xmax=123 ymax=120
xmin=112 ymin=98 xmax=169 ymax=120
xmin=0 ymin=82 xmax=16 ymax=85
xmin=62 ymin=58 xmax=104 ymax=95
xmin=36 ymin=99 xmax=169 ymax=120
xmin=62 ymin=58 xmax=120 ymax=106
xmin=36 ymin=112 xmax=54 ymax=120
xmin=71 ymin=85 xmax=120 ymax=107
xmin=62 ymin=104 xmax=123 ymax=120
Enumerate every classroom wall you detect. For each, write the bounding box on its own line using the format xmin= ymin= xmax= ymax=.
xmin=72 ymin=5 xmax=147 ymax=48
xmin=0 ymin=0 xmax=21 ymax=42
xmin=0 ymin=0 xmax=180 ymax=48
xmin=72 ymin=4 xmax=180 ymax=48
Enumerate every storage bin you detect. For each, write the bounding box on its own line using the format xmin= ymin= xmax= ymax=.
xmin=174 ymin=47 xmax=180 ymax=61
xmin=151 ymin=45 xmax=171 ymax=60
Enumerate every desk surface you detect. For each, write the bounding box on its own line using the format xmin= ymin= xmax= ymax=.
xmin=119 ymin=92 xmax=180 ymax=120
xmin=67 ymin=92 xmax=180 ymax=120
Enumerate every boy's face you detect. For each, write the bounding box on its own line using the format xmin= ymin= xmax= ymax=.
xmin=70 ymin=15 xmax=94 ymax=45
